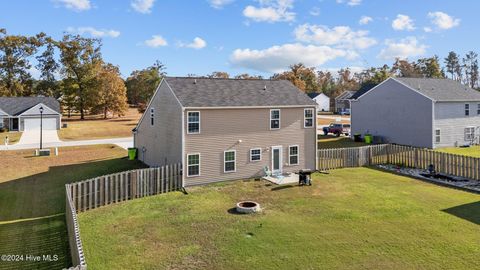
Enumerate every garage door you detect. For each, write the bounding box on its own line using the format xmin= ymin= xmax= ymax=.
xmin=24 ymin=118 xmax=57 ymax=130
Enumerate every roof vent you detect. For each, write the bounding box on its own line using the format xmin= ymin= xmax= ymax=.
xmin=263 ymin=85 xmax=267 ymax=91
xmin=194 ymin=79 xmax=197 ymax=84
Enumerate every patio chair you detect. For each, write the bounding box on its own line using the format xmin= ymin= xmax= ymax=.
xmin=263 ymin=166 xmax=272 ymax=177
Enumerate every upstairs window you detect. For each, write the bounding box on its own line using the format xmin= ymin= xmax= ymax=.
xmin=477 ymin=104 xmax=480 ymax=115
xmin=465 ymin=104 xmax=470 ymax=116
xmin=270 ymin=109 xmax=280 ymax=129
xmin=150 ymin=108 xmax=154 ymax=126
xmin=289 ymin=145 xmax=299 ymax=165
xmin=224 ymin=150 xmax=236 ymax=173
xmin=304 ymin=108 xmax=314 ymax=128
xmin=187 ymin=111 xmax=200 ymax=134
xmin=250 ymin=148 xmax=261 ymax=162
xmin=465 ymin=127 xmax=475 ymax=141
xmin=435 ymin=129 xmax=441 ymax=143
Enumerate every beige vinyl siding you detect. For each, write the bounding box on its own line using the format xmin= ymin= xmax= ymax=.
xmin=134 ymin=80 xmax=183 ymax=167
xmin=183 ymin=107 xmax=316 ymax=186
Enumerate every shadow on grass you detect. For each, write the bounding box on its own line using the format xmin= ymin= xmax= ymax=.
xmin=0 ymin=157 xmax=145 ymax=269
xmin=442 ymin=201 xmax=480 ymax=225
xmin=271 ymin=185 xmax=295 ymax=191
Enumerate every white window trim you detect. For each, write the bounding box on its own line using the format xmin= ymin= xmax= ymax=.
xmin=464 ymin=126 xmax=475 ymax=141
xmin=150 ymin=108 xmax=154 ymax=126
xmin=477 ymin=104 xmax=480 ymax=115
xmin=435 ymin=129 xmax=441 ymax=144
xmin=224 ymin=150 xmax=236 ymax=173
xmin=465 ymin=103 xmax=470 ymax=116
xmin=187 ymin=153 xmax=201 ymax=177
xmin=250 ymin=148 xmax=262 ymax=162
xmin=304 ymin=108 xmax=314 ymax=128
xmin=288 ymin=145 xmax=299 ymax=165
xmin=270 ymin=109 xmax=280 ymax=130
xmin=187 ymin=111 xmax=201 ymax=134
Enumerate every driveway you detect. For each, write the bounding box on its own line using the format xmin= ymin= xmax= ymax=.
xmin=18 ymin=129 xmax=61 ymax=145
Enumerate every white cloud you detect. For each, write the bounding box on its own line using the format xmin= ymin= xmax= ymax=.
xmin=131 ymin=0 xmax=155 ymax=14
xmin=392 ymin=14 xmax=415 ymax=31
xmin=423 ymin=27 xmax=432 ymax=33
xmin=179 ymin=37 xmax=207 ymax=49
xmin=66 ymin=27 xmax=120 ymax=38
xmin=144 ymin=35 xmax=168 ymax=47
xmin=52 ymin=0 xmax=91 ymax=11
xmin=336 ymin=0 xmax=362 ymax=6
xmin=378 ymin=37 xmax=427 ymax=60
xmin=359 ymin=16 xmax=372 ymax=25
xmin=428 ymin=11 xmax=460 ymax=30
xmin=243 ymin=0 xmax=295 ymax=23
xmin=310 ymin=7 xmax=320 ymax=16
xmin=230 ymin=43 xmax=356 ymax=73
xmin=294 ymin=24 xmax=377 ymax=50
xmin=208 ymin=0 xmax=234 ymax=9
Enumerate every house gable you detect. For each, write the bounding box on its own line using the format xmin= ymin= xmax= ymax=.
xmin=19 ymin=103 xmax=60 ymax=116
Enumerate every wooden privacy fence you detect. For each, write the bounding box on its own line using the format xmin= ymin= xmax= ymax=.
xmin=318 ymin=144 xmax=480 ymax=181
xmin=65 ymin=164 xmax=183 ymax=269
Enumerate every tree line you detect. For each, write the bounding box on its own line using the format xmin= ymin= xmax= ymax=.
xmin=0 ymin=28 xmax=127 ymax=119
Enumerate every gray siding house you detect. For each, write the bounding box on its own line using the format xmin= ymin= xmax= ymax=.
xmin=334 ymin=90 xmax=355 ymax=114
xmin=351 ymin=77 xmax=480 ymax=148
xmin=134 ymin=77 xmax=317 ymax=186
xmin=0 ymin=97 xmax=61 ymax=131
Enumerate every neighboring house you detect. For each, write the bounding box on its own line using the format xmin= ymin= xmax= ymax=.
xmin=133 ymin=77 xmax=317 ymax=186
xmin=351 ymin=77 xmax=480 ymax=148
xmin=334 ymin=90 xmax=355 ymax=114
xmin=0 ymin=97 xmax=61 ymax=131
xmin=307 ymin=93 xmax=330 ymax=112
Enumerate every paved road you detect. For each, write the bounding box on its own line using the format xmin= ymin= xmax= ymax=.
xmin=0 ymin=137 xmax=133 ymax=151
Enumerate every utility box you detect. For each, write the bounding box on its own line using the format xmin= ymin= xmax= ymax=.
xmin=38 ymin=149 xmax=51 ymax=156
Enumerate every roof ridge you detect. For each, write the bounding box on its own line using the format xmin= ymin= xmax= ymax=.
xmin=165 ymin=76 xmax=279 ymax=81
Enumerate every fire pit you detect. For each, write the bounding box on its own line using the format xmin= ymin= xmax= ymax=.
xmin=236 ymin=201 xmax=261 ymax=214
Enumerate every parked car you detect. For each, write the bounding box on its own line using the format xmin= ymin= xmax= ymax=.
xmin=323 ymin=123 xmax=351 ymax=136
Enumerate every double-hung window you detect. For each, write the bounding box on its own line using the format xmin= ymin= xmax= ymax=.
xmin=289 ymin=145 xmax=299 ymax=165
xmin=250 ymin=148 xmax=261 ymax=162
xmin=224 ymin=150 xmax=236 ymax=173
xmin=477 ymin=104 xmax=480 ymax=115
xmin=270 ymin=109 xmax=280 ymax=129
xmin=150 ymin=108 xmax=155 ymax=126
xmin=187 ymin=154 xmax=200 ymax=177
xmin=464 ymin=127 xmax=475 ymax=141
xmin=188 ymin=111 xmax=200 ymax=134
xmin=435 ymin=129 xmax=441 ymax=143
xmin=304 ymin=108 xmax=314 ymax=128
xmin=465 ymin=104 xmax=470 ymax=116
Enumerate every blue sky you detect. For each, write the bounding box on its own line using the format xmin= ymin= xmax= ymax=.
xmin=1 ymin=0 xmax=476 ymax=78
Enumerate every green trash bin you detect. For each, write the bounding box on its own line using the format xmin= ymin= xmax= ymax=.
xmin=364 ymin=134 xmax=373 ymax=144
xmin=128 ymin=148 xmax=137 ymax=160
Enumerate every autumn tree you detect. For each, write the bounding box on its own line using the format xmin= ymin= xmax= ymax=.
xmin=125 ymin=61 xmax=166 ymax=111
xmin=0 ymin=28 xmax=45 ymax=96
xmin=234 ymin=73 xmax=263 ymax=79
xmin=208 ymin=71 xmax=230 ymax=78
xmin=272 ymin=63 xmax=319 ymax=92
xmin=56 ymin=34 xmax=102 ymax=119
xmin=391 ymin=58 xmax=422 ymax=77
xmin=416 ymin=56 xmax=444 ymax=78
xmin=35 ymin=38 xmax=60 ymax=97
xmin=91 ymin=63 xmax=128 ymax=118
xmin=316 ymin=71 xmax=335 ymax=96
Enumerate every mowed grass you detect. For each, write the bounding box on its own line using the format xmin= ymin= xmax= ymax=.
xmin=59 ymin=108 xmax=141 ymax=141
xmin=0 ymin=145 xmax=145 ymax=270
xmin=318 ymin=134 xmax=368 ymax=149
xmin=0 ymin=131 xmax=22 ymax=145
xmin=79 ymin=168 xmax=480 ymax=270
xmin=436 ymin=145 xmax=480 ymax=158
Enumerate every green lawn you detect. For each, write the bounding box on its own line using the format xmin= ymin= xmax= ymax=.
xmin=318 ymin=134 xmax=368 ymax=149
xmin=436 ymin=145 xmax=480 ymax=158
xmin=0 ymin=145 xmax=145 ymax=270
xmin=79 ymin=168 xmax=480 ymax=270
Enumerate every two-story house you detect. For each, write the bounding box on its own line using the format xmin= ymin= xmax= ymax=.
xmin=133 ymin=77 xmax=317 ymax=186
xmin=351 ymin=77 xmax=480 ymax=148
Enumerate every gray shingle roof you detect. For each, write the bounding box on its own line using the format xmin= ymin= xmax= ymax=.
xmin=0 ymin=97 xmax=61 ymax=116
xmin=164 ymin=77 xmax=317 ymax=107
xmin=395 ymin=77 xmax=480 ymax=101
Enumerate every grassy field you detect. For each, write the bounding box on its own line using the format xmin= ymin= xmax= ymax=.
xmin=79 ymin=168 xmax=480 ymax=270
xmin=59 ymin=108 xmax=141 ymax=141
xmin=0 ymin=131 xmax=22 ymax=145
xmin=0 ymin=145 xmax=145 ymax=270
xmin=318 ymin=134 xmax=368 ymax=149
xmin=436 ymin=145 xmax=480 ymax=158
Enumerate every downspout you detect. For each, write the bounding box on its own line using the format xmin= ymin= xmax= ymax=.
xmin=181 ymin=107 xmax=185 ymax=189
xmin=431 ymin=101 xmax=435 ymax=149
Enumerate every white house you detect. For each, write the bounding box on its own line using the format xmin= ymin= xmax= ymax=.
xmin=351 ymin=77 xmax=480 ymax=148
xmin=308 ymin=93 xmax=330 ymax=112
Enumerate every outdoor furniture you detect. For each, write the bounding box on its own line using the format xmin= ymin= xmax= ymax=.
xmin=298 ymin=169 xmax=313 ymax=186
xmin=263 ymin=166 xmax=272 ymax=177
